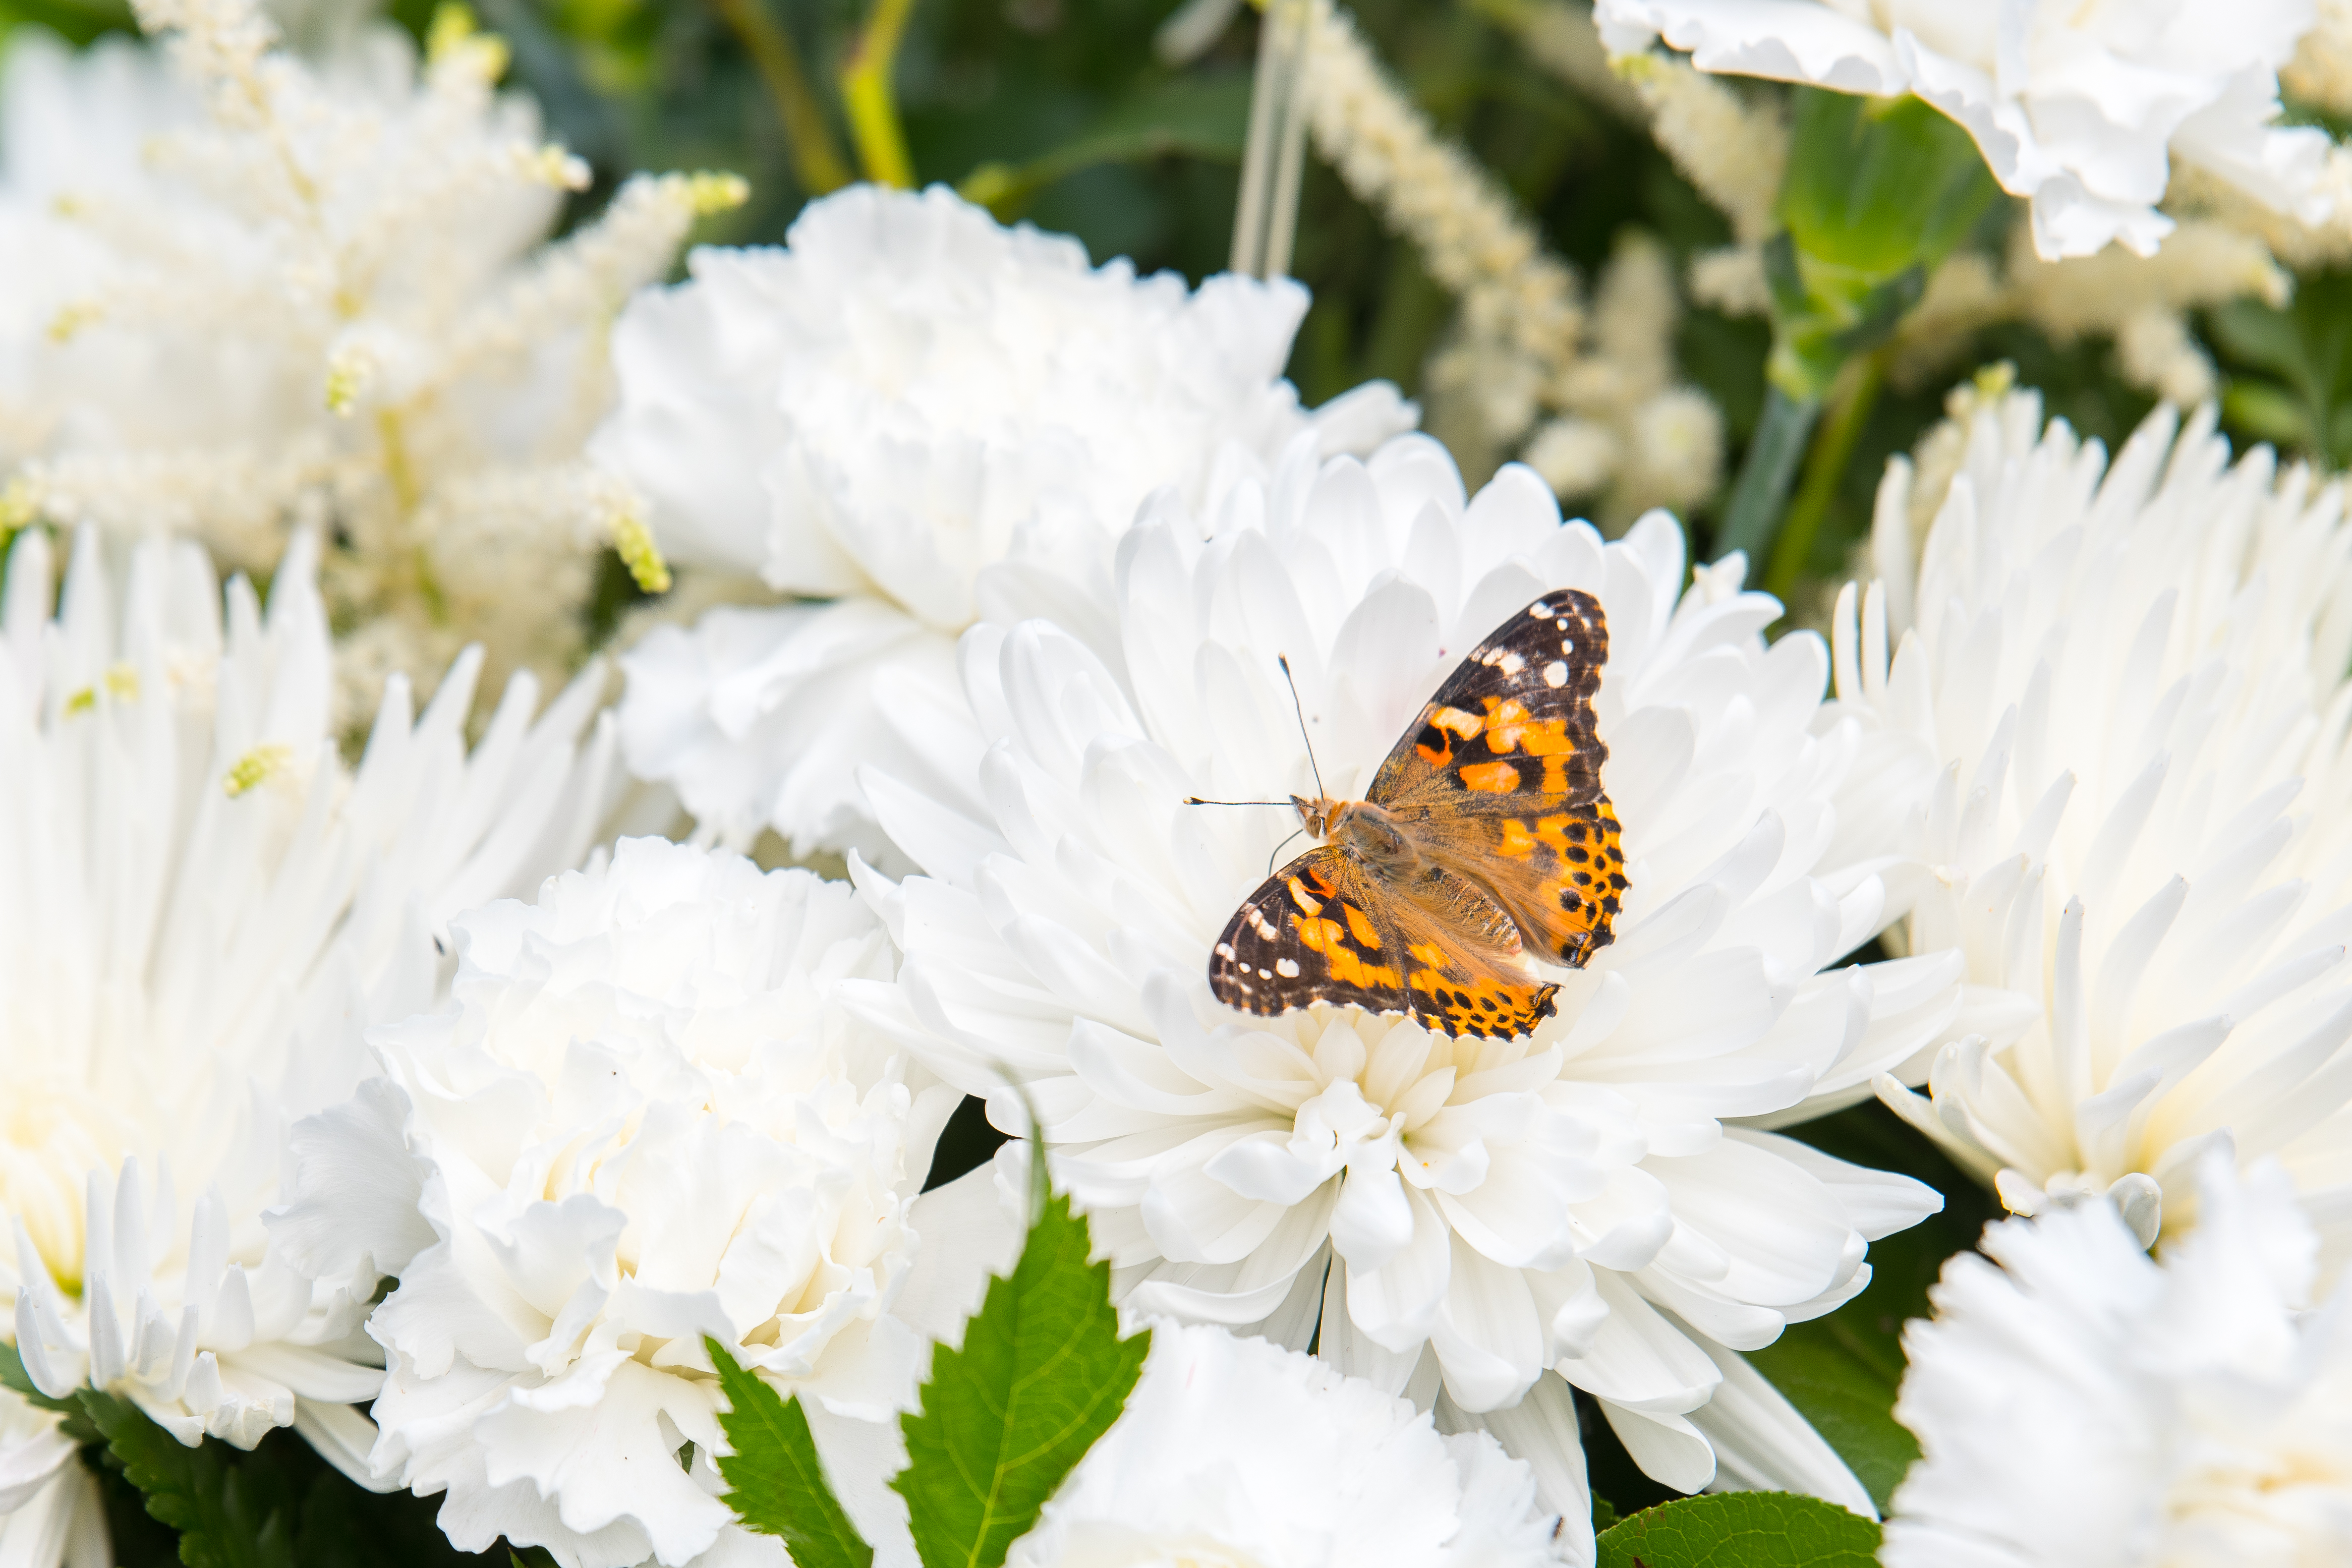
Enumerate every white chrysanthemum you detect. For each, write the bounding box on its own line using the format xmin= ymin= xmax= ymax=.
xmin=271 ymin=837 xmax=965 ymax=1568
xmin=1885 ymin=1152 xmax=2352 ymax=1566
xmin=1836 ymin=391 xmax=2352 ymax=1263
xmin=848 ymin=432 xmax=1961 ymax=1557
xmin=1007 ymin=1321 xmax=1558 ymax=1568
xmin=0 ymin=4 xmax=733 ymax=721
xmin=0 ymin=525 xmax=616 ymax=1568
xmin=592 ymin=183 xmax=1413 ymax=864
xmin=1593 ymin=0 xmax=2334 ymax=260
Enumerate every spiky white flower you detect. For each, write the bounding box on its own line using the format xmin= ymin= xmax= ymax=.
xmin=847 ymin=431 xmax=1962 ymax=1560
xmin=1594 ymin=0 xmax=2335 ymax=260
xmin=1836 ymin=389 xmax=2352 ymax=1262
xmin=591 ymin=182 xmax=1413 ymax=866
xmin=1007 ymin=1321 xmax=1559 ymax=1568
xmin=270 ymin=837 xmax=967 ymax=1568
xmin=0 ymin=4 xmax=735 ymax=722
xmin=1885 ymin=1153 xmax=2352 ymax=1566
xmin=0 ymin=525 xmax=617 ymax=1568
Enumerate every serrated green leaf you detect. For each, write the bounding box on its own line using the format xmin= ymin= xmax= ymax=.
xmin=892 ymin=1187 xmax=1150 ymax=1568
xmin=706 ymin=1339 xmax=873 ymax=1568
xmin=1594 ymin=1492 xmax=1880 ymax=1568
xmin=75 ymin=1388 xmax=302 ymax=1568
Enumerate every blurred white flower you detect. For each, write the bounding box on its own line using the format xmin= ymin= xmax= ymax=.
xmin=1838 ymin=391 xmax=2352 ymax=1264
xmin=1006 ymin=1321 xmax=1558 ymax=1568
xmin=848 ymin=431 xmax=1958 ymax=1553
xmin=1885 ymin=1153 xmax=2352 ymax=1566
xmin=0 ymin=525 xmax=616 ymax=1568
xmin=0 ymin=3 xmax=736 ymax=723
xmin=591 ymin=182 xmax=1414 ymax=865
xmin=1594 ymin=0 xmax=2335 ymax=259
xmin=272 ymin=837 xmax=968 ymax=1568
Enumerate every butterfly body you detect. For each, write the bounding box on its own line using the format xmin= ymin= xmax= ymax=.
xmin=1208 ymin=592 xmax=1625 ymax=1041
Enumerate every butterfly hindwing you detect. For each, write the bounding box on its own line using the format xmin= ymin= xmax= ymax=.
xmin=1370 ymin=591 xmax=1625 ymax=968
xmin=1208 ymin=848 xmax=1561 ymax=1041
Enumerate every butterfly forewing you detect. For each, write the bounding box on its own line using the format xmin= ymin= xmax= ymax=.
xmin=1371 ymin=591 xmax=1626 ymax=967
xmin=1209 ymin=848 xmax=1560 ymax=1041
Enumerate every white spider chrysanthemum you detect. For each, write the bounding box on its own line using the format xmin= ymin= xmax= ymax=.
xmin=1592 ymin=0 xmax=2335 ymax=260
xmin=1884 ymin=1152 xmax=2352 ymax=1566
xmin=1006 ymin=1321 xmax=1558 ymax=1568
xmin=0 ymin=4 xmax=736 ymax=723
xmin=591 ymin=182 xmax=1413 ymax=865
xmin=848 ymin=432 xmax=1965 ymax=1559
xmin=270 ymin=837 xmax=969 ymax=1568
xmin=0 ymin=526 xmax=617 ymax=1568
xmin=1836 ymin=390 xmax=2352 ymax=1263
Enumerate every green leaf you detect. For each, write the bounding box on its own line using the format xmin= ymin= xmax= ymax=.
xmin=1594 ymin=1492 xmax=1881 ymax=1568
xmin=707 ymin=1339 xmax=873 ymax=1568
xmin=74 ymin=1388 xmax=302 ymax=1568
xmin=958 ymin=75 xmax=1252 ymax=220
xmin=892 ymin=1185 xmax=1151 ymax=1568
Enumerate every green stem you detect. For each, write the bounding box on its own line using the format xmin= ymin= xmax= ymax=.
xmin=842 ymin=0 xmax=920 ymax=189
xmin=1715 ymin=383 xmax=1819 ymax=564
xmin=1764 ymin=352 xmax=1886 ymax=606
xmin=711 ymin=0 xmax=853 ymax=196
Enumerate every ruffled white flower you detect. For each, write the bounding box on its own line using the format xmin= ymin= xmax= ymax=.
xmin=0 ymin=4 xmax=734 ymax=722
xmin=1885 ymin=1152 xmax=2352 ymax=1566
xmin=271 ymin=837 xmax=966 ymax=1568
xmin=1837 ymin=391 xmax=2352 ymax=1263
xmin=848 ymin=431 xmax=1960 ymax=1557
xmin=591 ymin=182 xmax=1413 ymax=864
xmin=0 ymin=525 xmax=617 ymax=1568
xmin=1007 ymin=1321 xmax=1558 ymax=1568
xmin=1593 ymin=0 xmax=2336 ymax=259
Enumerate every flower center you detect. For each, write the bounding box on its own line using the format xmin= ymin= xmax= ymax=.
xmin=0 ymin=1075 xmax=138 ymax=1293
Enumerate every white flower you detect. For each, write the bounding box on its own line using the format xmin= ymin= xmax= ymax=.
xmin=847 ymin=432 xmax=1958 ymax=1554
xmin=0 ymin=4 xmax=732 ymax=720
xmin=0 ymin=525 xmax=617 ymax=1568
xmin=271 ymin=837 xmax=968 ymax=1568
xmin=1006 ymin=1321 xmax=1559 ymax=1568
xmin=591 ymin=182 xmax=1413 ymax=863
xmin=1838 ymin=390 xmax=2352 ymax=1258
xmin=1885 ymin=1152 xmax=2352 ymax=1566
xmin=1593 ymin=0 xmax=2335 ymax=259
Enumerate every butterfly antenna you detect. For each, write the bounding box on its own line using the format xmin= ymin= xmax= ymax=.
xmin=1184 ymin=797 xmax=1292 ymax=806
xmin=1277 ymin=654 xmax=1327 ymax=799
xmin=1266 ymin=826 xmax=1306 ymax=876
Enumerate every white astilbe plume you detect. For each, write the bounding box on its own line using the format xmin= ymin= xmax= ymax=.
xmin=271 ymin=838 xmax=969 ymax=1568
xmin=1885 ymin=1153 xmax=2352 ymax=1566
xmin=591 ymin=182 xmax=1412 ymax=866
xmin=0 ymin=525 xmax=618 ymax=1568
xmin=849 ymin=432 xmax=1964 ymax=1563
xmin=0 ymin=4 xmax=739 ymax=724
xmin=1833 ymin=387 xmax=2352 ymax=1264
xmin=1007 ymin=1322 xmax=1558 ymax=1568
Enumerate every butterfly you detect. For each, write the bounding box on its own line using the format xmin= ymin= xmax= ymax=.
xmin=1198 ymin=592 xmax=1624 ymax=1040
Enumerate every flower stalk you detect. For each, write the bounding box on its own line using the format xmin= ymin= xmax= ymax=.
xmin=842 ymin=0 xmax=921 ymax=189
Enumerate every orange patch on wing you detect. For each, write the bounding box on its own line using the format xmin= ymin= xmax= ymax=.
xmin=1342 ymin=902 xmax=1383 ymax=948
xmin=1286 ymin=876 xmax=1326 ymax=915
xmin=1430 ymin=705 xmax=1485 ymax=739
xmin=1458 ymin=761 xmax=1521 ymax=793
xmin=1426 ymin=975 xmax=1560 ymax=1039
xmin=1297 ymin=913 xmax=1402 ymax=991
xmin=1481 ymin=694 xmax=1576 ymax=757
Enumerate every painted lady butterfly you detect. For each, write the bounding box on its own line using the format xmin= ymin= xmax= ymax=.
xmin=1201 ymin=592 xmax=1623 ymax=1040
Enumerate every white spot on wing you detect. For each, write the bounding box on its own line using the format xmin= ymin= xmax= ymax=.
xmin=1276 ymin=958 xmax=1300 ymax=977
xmin=1543 ymin=660 xmax=1569 ymax=687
